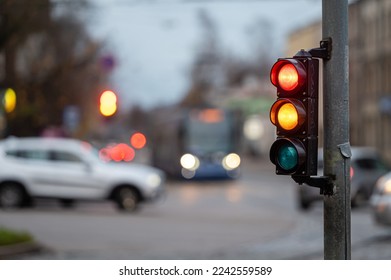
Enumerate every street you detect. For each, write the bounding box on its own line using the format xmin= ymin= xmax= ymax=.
xmin=1 ymin=158 xmax=391 ymax=260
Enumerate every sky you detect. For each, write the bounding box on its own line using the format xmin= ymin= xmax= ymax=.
xmin=86 ymin=0 xmax=322 ymax=110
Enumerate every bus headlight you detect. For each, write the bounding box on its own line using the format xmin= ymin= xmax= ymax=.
xmin=222 ymin=153 xmax=241 ymax=170
xmin=180 ymin=153 xmax=200 ymax=171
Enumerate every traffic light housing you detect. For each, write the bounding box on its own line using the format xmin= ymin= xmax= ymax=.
xmin=269 ymin=51 xmax=319 ymax=176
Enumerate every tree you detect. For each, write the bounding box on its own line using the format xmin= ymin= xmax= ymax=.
xmin=181 ymin=12 xmax=274 ymax=108
xmin=0 ymin=0 xmax=108 ymax=136
xmin=0 ymin=0 xmax=50 ymax=86
xmin=180 ymin=9 xmax=224 ymax=107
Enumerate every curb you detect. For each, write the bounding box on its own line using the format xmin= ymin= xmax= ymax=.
xmin=0 ymin=242 xmax=43 ymax=259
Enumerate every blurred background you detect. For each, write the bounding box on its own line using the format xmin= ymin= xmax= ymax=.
xmin=2 ymin=0 xmax=391 ymax=260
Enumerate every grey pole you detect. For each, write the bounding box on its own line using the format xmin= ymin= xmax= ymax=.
xmin=322 ymin=0 xmax=351 ymax=259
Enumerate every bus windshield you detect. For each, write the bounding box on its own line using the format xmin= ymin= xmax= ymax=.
xmin=185 ymin=110 xmax=232 ymax=154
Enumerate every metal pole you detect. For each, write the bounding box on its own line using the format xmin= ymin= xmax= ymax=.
xmin=322 ymin=0 xmax=351 ymax=260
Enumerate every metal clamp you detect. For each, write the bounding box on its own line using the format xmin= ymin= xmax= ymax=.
xmin=308 ymin=38 xmax=332 ymax=60
xmin=292 ymin=175 xmax=335 ymax=196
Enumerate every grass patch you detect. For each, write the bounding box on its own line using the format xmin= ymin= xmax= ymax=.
xmin=0 ymin=227 xmax=33 ymax=246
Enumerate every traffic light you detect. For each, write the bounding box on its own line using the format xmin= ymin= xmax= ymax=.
xmin=3 ymin=88 xmax=16 ymax=113
xmin=100 ymin=90 xmax=117 ymax=117
xmin=269 ymin=51 xmax=319 ymax=176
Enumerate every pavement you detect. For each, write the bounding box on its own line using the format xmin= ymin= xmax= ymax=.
xmin=0 ymin=241 xmax=42 ymax=259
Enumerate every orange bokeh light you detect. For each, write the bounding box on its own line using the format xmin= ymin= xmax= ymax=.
xmin=130 ymin=132 xmax=147 ymax=149
xmin=111 ymin=143 xmax=135 ymax=162
xmin=100 ymin=143 xmax=135 ymax=162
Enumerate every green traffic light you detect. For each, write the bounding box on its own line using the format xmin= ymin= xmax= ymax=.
xmin=277 ymin=144 xmax=298 ymax=171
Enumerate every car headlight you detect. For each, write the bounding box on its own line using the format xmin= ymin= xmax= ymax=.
xmin=222 ymin=153 xmax=241 ymax=170
xmin=376 ymin=176 xmax=391 ymax=195
xmin=180 ymin=153 xmax=200 ymax=171
xmin=146 ymin=173 xmax=162 ymax=188
xmin=382 ymin=179 xmax=391 ymax=194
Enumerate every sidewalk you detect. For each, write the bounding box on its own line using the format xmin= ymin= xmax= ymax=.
xmin=0 ymin=241 xmax=42 ymax=259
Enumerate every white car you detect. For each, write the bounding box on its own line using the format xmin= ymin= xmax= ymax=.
xmin=297 ymin=147 xmax=390 ymax=210
xmin=0 ymin=137 xmax=165 ymax=212
xmin=371 ymin=173 xmax=391 ymax=226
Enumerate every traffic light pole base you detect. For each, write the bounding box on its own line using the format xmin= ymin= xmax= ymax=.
xmin=292 ymin=175 xmax=334 ymax=196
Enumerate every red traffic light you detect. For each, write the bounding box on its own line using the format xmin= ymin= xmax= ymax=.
xmin=270 ymin=59 xmax=306 ymax=95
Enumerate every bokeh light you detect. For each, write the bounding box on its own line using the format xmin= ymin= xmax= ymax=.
xmin=130 ymin=132 xmax=147 ymax=149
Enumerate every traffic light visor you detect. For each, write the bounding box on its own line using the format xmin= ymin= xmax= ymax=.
xmin=270 ymin=59 xmax=306 ymax=93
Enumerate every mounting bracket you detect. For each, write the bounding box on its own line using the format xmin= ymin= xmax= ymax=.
xmin=289 ymin=37 xmax=334 ymax=196
xmin=292 ymin=175 xmax=335 ymax=196
xmin=308 ymin=38 xmax=332 ymax=60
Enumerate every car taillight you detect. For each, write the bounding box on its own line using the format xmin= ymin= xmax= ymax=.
xmin=350 ymin=167 xmax=354 ymax=179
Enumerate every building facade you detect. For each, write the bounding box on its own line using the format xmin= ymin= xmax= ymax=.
xmin=287 ymin=0 xmax=391 ymax=160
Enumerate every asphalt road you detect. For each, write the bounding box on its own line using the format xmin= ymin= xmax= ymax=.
xmin=1 ymin=158 xmax=391 ymax=260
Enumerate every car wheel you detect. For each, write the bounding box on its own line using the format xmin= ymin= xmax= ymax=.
xmin=0 ymin=183 xmax=26 ymax=209
xmin=115 ymin=187 xmax=140 ymax=212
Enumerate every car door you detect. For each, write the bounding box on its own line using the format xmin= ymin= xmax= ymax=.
xmin=44 ymin=150 xmax=105 ymax=200
xmin=6 ymin=148 xmax=54 ymax=196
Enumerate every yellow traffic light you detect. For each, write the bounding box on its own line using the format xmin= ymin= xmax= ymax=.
xmin=100 ymin=90 xmax=117 ymax=117
xmin=277 ymin=103 xmax=298 ymax=131
xmin=270 ymin=98 xmax=305 ymax=133
xmin=3 ymin=88 xmax=16 ymax=113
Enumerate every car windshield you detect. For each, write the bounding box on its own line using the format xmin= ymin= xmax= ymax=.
xmin=354 ymin=157 xmax=390 ymax=172
xmin=184 ymin=111 xmax=233 ymax=154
